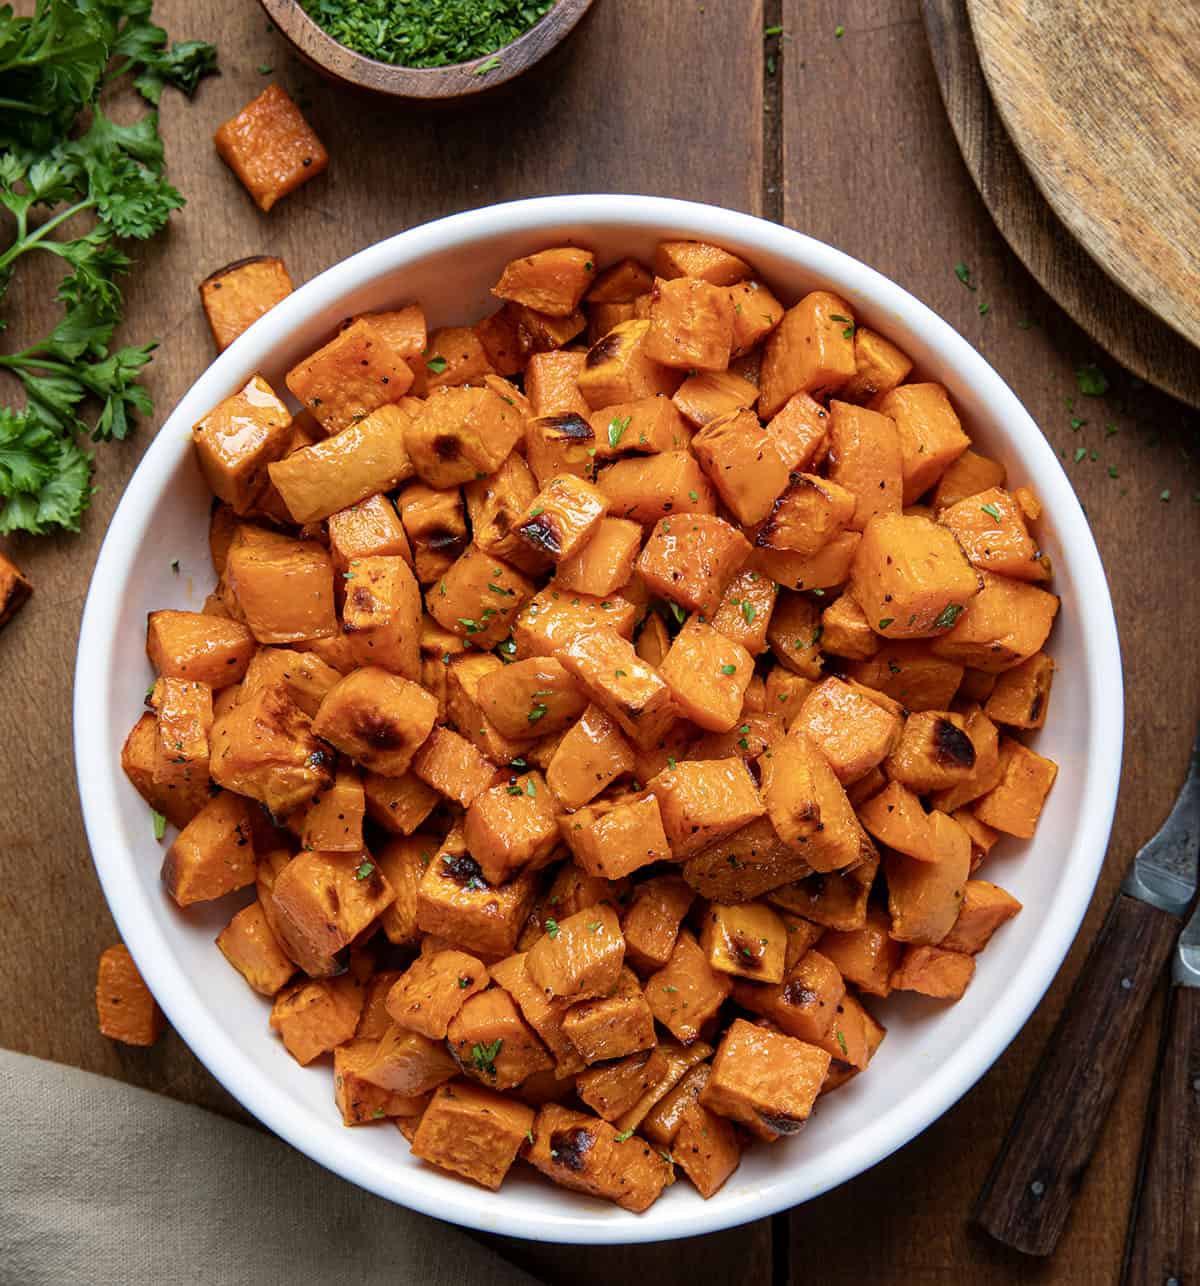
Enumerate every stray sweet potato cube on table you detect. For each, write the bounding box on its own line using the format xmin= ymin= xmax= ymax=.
xmin=516 ymin=473 xmax=608 ymax=563
xmin=525 ymin=904 xmax=625 ymax=1002
xmin=0 ymin=548 xmax=31 ymax=629
xmin=200 ymin=255 xmax=294 ymax=351
xmin=215 ymin=84 xmax=327 ymax=212
xmin=929 ymin=571 xmax=1059 ymax=672
xmin=385 ymin=949 xmax=488 ymax=1040
xmin=645 ymin=929 xmax=732 ymax=1045
xmin=192 ymin=374 xmax=292 ymax=515
xmin=791 ymin=675 xmax=902 ymax=785
xmin=270 ymin=974 xmax=363 ymax=1065
xmin=839 ymin=327 xmax=913 ymax=405
xmin=312 ymin=666 xmax=438 ymax=777
xmin=732 ymin=946 xmax=845 ymax=1041
xmin=333 ymin=1039 xmax=429 ymax=1126
xmin=271 ymin=849 xmax=394 ymax=965
xmin=225 ymin=535 xmax=337 ymax=644
xmin=411 ymin=1080 xmax=535 ymax=1190
xmin=885 ymin=811 xmax=972 ymax=945
xmin=562 ymin=966 xmax=657 ymax=1064
xmin=650 ymin=757 xmax=765 ymax=859
xmin=759 ymin=290 xmax=857 ymax=419
xmin=446 ymin=987 xmax=553 ymax=1091
xmin=415 ymin=854 xmax=537 ymax=959
xmin=96 ymin=945 xmax=164 ymax=1047
xmin=636 ymin=513 xmax=750 ymax=616
xmin=700 ymin=901 xmax=788 ymax=984
xmin=405 ymin=385 xmax=524 ymax=489
xmin=692 ymin=408 xmax=791 ymax=525
xmin=161 ymin=791 xmax=256 ymax=907
xmin=561 ymin=791 xmax=671 ymax=879
xmin=216 ymin=901 xmax=294 ymax=996
xmin=873 ymin=382 xmax=970 ymax=504
xmin=660 ymin=616 xmax=754 ymax=733
xmin=621 ymin=875 xmax=695 ymax=974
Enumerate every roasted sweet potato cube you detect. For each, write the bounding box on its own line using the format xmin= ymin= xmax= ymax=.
xmin=793 ymin=676 xmax=902 ymax=785
xmin=644 ymin=275 xmax=736 ymax=371
xmin=426 ymin=543 xmax=535 ymax=649
xmin=619 ymin=876 xmax=694 ymax=975
xmin=929 ymin=571 xmax=1059 ymax=673
xmin=873 ymin=382 xmax=970 ymax=504
xmin=364 ymin=772 xmax=439 ymax=839
xmin=577 ymin=1048 xmax=668 ymax=1121
xmin=271 ymin=848 xmax=393 ymax=965
xmin=932 ymin=449 xmax=1008 ymax=512
xmin=446 ymin=987 xmax=553 ymax=1090
xmin=766 ymin=392 xmax=829 ymax=474
xmin=682 ymin=815 xmax=810 ymax=902
xmin=557 ymin=627 xmax=676 ymax=751
xmin=941 ymin=879 xmax=1023 ymax=953
xmin=160 ymin=789 xmax=255 ymax=906
xmin=411 ymin=1080 xmax=535 ymax=1190
xmin=446 ymin=652 xmax=537 ymax=765
xmin=524 ymin=411 xmax=596 ymax=487
xmin=759 ymin=291 xmax=857 ymax=419
xmin=701 ymin=1017 xmax=831 ymax=1138
xmin=312 ymin=667 xmax=437 ymax=777
xmin=939 ymin=485 xmax=1050 ymax=583
xmin=285 ymin=318 xmax=413 ymax=436
xmin=339 ymin=555 xmax=422 ymax=680
xmin=123 ymin=711 xmax=208 ymax=829
xmin=640 ymin=1062 xmax=711 ymax=1146
xmin=385 ymin=950 xmax=489 ymax=1040
xmin=778 ymin=912 xmax=826 ymax=971
xmin=513 ymin=590 xmax=639 ymax=663
xmin=270 ymin=975 xmax=362 ymax=1065
xmin=403 ymin=385 xmax=520 ymax=489
xmin=465 ymin=772 xmax=560 ymax=885
xmin=954 ymin=807 xmax=1002 ymax=868
xmin=972 ymin=737 xmax=1058 ymax=838
xmin=544 ymin=703 xmax=634 ymax=810
xmin=672 ymin=370 xmax=757 ymax=428
xmin=752 ymin=530 xmax=861 ymax=594
xmin=887 ymin=709 xmax=977 ymax=792
xmin=598 ymin=449 xmax=717 ymax=524
xmin=150 ymin=676 xmax=213 ymax=796
xmin=96 ymin=945 xmax=163 ymax=1047
xmin=492 ymin=247 xmax=595 ymax=316
xmin=525 ymin=903 xmax=625 ymax=1003
xmin=689 ymin=409 xmax=789 ymax=525
xmin=146 ymin=610 xmax=256 ymax=689
xmin=237 ymin=647 xmax=341 ymax=719
xmin=672 ymin=1100 xmax=742 ymax=1198
xmin=707 ymin=568 xmax=777 ymax=656
xmin=757 ymin=473 xmax=856 ymax=561
xmin=764 ymin=667 xmax=815 ymax=722
xmin=192 ymin=374 xmax=292 ymax=514
xmin=300 ymin=766 xmax=365 ymax=853
xmin=645 ymin=930 xmax=732 ymax=1044
xmin=840 ymin=327 xmax=913 ymax=405
xmin=614 ymin=1040 xmax=713 ymax=1135
xmin=528 ymin=1103 xmax=675 ymax=1212
xmin=846 ymin=640 xmax=964 ymax=711
xmin=490 ymin=951 xmax=585 ymax=1076
xmin=0 ymin=548 xmax=31 ymax=629
xmin=858 ymin=780 xmax=935 ymax=860
xmin=654 ymin=240 xmax=750 ymax=285
xmin=584 ymin=257 xmax=653 ymax=305
xmin=685 ymin=711 xmax=781 ymax=766
xmin=200 ymin=255 xmax=294 ymax=352
xmin=885 ymin=811 xmax=972 ymax=945
xmin=815 ymin=904 xmax=901 ymax=996
xmin=518 ymin=351 xmax=586 ymax=420
xmin=650 ymin=757 xmax=764 ymax=859
xmin=768 ymin=850 xmax=878 ymax=932
xmin=825 ymin=400 xmax=904 ymax=531
xmin=547 ymin=517 xmax=640 ymax=599
xmin=226 ymin=536 xmax=337 ymax=644
xmin=516 ymin=473 xmax=609 ymax=563
xmin=984 ymin=652 xmax=1055 ymax=729
xmin=373 ymin=835 xmax=436 ymax=944
xmin=256 ymin=849 xmax=336 ymax=978
xmin=359 ymin=1022 xmax=458 ymax=1094
xmin=216 ymin=901 xmax=294 ymax=995
xmin=407 ymin=325 xmax=495 ymax=396
xmin=928 ymin=703 xmax=1003 ymax=812
xmin=814 ymin=594 xmax=875 ymax=662
xmin=700 ymin=901 xmax=788 ymax=984
xmin=578 ymin=320 xmax=682 ymax=409
xmin=659 ymin=617 xmax=753 ymax=733
xmin=959 ymin=667 xmax=998 ymax=703
xmin=399 ymin=482 xmax=468 ymax=584
xmin=416 ymin=855 xmax=537 ymax=958
xmin=892 ymin=945 xmax=976 ymax=999
xmin=357 ymin=970 xmax=403 ymax=1039
xmin=475 ymin=656 xmax=584 ymax=740
xmin=333 ymin=1039 xmax=429 ymax=1126
xmin=215 ymin=84 xmax=327 ymax=212
xmin=732 ymin=946 xmax=845 ymax=1041
xmin=636 ymin=513 xmax=749 ymax=618
xmin=727 ymin=277 xmax=786 ymax=354
xmin=765 ymin=592 xmax=825 ymax=681
xmin=561 ymin=792 xmax=671 ymax=879
xmin=850 ymin=512 xmax=982 ymax=641
xmin=563 ymin=967 xmax=656 ymax=1063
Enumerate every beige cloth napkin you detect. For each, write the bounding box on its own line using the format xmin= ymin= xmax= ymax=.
xmin=0 ymin=1050 xmax=539 ymax=1286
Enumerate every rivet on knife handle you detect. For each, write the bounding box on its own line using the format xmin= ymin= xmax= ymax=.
xmin=973 ymin=892 xmax=1179 ymax=1257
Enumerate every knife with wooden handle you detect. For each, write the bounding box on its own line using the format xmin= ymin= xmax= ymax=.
xmin=974 ymin=725 xmax=1200 ymax=1257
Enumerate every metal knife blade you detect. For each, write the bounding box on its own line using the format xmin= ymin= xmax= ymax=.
xmin=1123 ymin=723 xmax=1200 ymax=919
xmin=1174 ymin=895 xmax=1200 ymax=987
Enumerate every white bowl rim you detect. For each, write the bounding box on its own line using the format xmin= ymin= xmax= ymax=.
xmin=74 ymin=193 xmax=1123 ymax=1245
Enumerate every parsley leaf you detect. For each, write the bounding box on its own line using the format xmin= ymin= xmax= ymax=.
xmin=608 ymin=414 xmax=631 ymax=449
xmin=470 ymin=1038 xmax=503 ymax=1077
xmin=933 ymin=603 xmax=964 ymax=630
xmin=980 ymin=502 xmax=1002 ymax=520
xmin=1076 ymin=363 xmax=1109 ymax=396
xmin=151 ymin=808 xmax=166 ymax=841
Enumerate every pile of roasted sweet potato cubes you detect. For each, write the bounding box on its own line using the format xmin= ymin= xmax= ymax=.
xmin=122 ymin=237 xmax=1060 ymax=1210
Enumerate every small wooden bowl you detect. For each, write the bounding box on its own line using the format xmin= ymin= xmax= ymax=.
xmin=260 ymin=0 xmax=595 ymax=103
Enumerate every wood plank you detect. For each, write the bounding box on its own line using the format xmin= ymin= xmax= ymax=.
xmin=782 ymin=0 xmax=1200 ymax=1280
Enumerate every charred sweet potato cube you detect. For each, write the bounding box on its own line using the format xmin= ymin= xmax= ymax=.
xmin=760 ymin=732 xmax=874 ymax=873
xmin=577 ymin=320 xmax=682 ymax=409
xmin=427 ymin=544 xmax=535 ymax=650
xmin=271 ymin=848 xmax=394 ymax=964
xmin=526 ymin=904 xmax=626 ymax=1002
xmin=192 ymin=374 xmax=293 ymax=514
xmin=873 ymin=383 xmax=971 ymax=504
xmin=416 ymin=855 xmax=537 ymax=958
xmin=96 ymin=945 xmax=164 ymax=1047
xmin=766 ymin=591 xmax=825 ymax=680
xmin=123 ymin=712 xmax=208 ymax=827
xmin=858 ymin=780 xmax=935 ymax=860
xmin=406 ymin=386 xmax=523 ymax=490
xmin=446 ymin=986 xmax=554 ymax=1090
xmin=650 ymin=757 xmax=764 ymax=859
xmin=150 ymin=676 xmax=213 ymax=798
xmin=768 ymin=849 xmax=878 ymax=932
xmin=752 ymin=529 xmax=861 ymax=593
xmin=885 ymin=811 xmax=971 ymax=945
xmin=892 ymin=945 xmax=976 ymax=1000
xmin=528 ymin=1103 xmax=675 ymax=1212
xmin=887 ymin=709 xmax=978 ymax=792
xmin=972 ymin=737 xmax=1058 ymax=838
xmin=525 ymin=411 xmax=597 ymax=486
xmin=815 ymin=904 xmax=902 ymax=996
xmin=636 ymin=512 xmax=749 ymax=616
xmin=839 ymin=327 xmax=913 ymax=405
xmin=408 ymin=326 xmax=496 ymax=396
xmin=285 ymin=318 xmax=413 ymax=436
xmin=701 ymin=1017 xmax=831 ymax=1139
xmin=225 ymin=535 xmax=337 ymax=644
xmin=476 ymin=656 xmax=585 ymax=740
xmin=758 ymin=473 xmax=857 ymax=561
xmin=825 ymin=400 xmax=904 ymax=531
xmin=146 ymin=610 xmax=256 ymax=689
xmin=364 ymin=771 xmax=439 ymax=838
xmin=694 ymin=409 xmax=792 ymax=526
xmin=850 ymin=512 xmax=982 ymax=641
xmin=929 ymin=571 xmax=1059 ymax=672
xmin=267 ymin=404 xmax=415 ymax=524
xmin=660 ymin=617 xmax=753 ymax=732
xmin=561 ymin=791 xmax=671 ymax=878
xmin=793 ymin=676 xmax=902 ymax=785
xmin=216 ymin=901 xmax=294 ymax=995
xmin=492 ymin=247 xmax=595 ymax=316
xmin=301 ymin=766 xmax=365 ymax=853
xmin=759 ymin=291 xmax=857 ymax=419
xmin=938 ymin=486 xmax=1050 ymax=583
xmin=767 ymin=391 xmax=830 ymax=473
xmin=932 ymin=449 xmax=1008 ymax=512
xmin=516 ymin=473 xmax=609 ymax=563
xmin=700 ymin=901 xmax=788 ymax=984
xmin=312 ymin=667 xmax=437 ymax=778
xmin=645 ymin=929 xmax=732 ymax=1044
xmin=682 ymin=815 xmax=810 ymax=902
xmin=490 ymin=951 xmax=586 ymax=1076
xmin=270 ymin=975 xmax=362 ymax=1065
xmin=644 ymin=275 xmax=736 ymax=371
xmin=333 ymin=1039 xmax=429 ymax=1126
xmin=359 ymin=1022 xmax=458 ymax=1094
xmin=411 ymin=1080 xmax=535 ymax=1190
xmin=928 ymin=703 xmax=1003 ymax=812
xmin=557 ymin=627 xmax=676 ymax=751
xmin=341 ymin=555 xmax=422 ymax=679
xmin=709 ymin=567 xmax=777 ymax=655
xmin=732 ymin=946 xmax=845 ymax=1041
xmin=544 ymin=703 xmax=634 ymax=810
xmin=598 ymin=450 xmax=717 ymax=524
xmin=654 ymin=240 xmax=750 ymax=285
xmin=846 ymin=640 xmax=964 ymax=711
xmin=373 ymin=834 xmax=436 ymax=944
xmin=238 ymin=647 xmax=341 ymax=718
xmin=941 ymin=879 xmax=1022 ymax=953
xmin=464 ymin=452 xmax=547 ymax=577
xmin=399 ymin=482 xmax=469 ymax=584
xmin=200 ymin=255 xmax=294 ymax=352
xmin=984 ymin=652 xmax=1055 ymax=729
xmin=577 ymin=1048 xmax=669 ymax=1120
xmin=215 ymin=84 xmax=327 ymax=212
xmin=465 ymin=772 xmax=560 ymax=885
xmin=385 ymin=949 xmax=489 ymax=1039
xmin=563 ymin=966 xmax=657 ymax=1063
xmin=554 ymin=516 xmax=642 ymax=597
xmin=619 ymin=878 xmax=694 ymax=977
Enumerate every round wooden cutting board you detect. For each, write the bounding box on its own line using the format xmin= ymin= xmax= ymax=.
xmin=921 ymin=0 xmax=1200 ymax=409
xmin=968 ymin=0 xmax=1200 ymax=351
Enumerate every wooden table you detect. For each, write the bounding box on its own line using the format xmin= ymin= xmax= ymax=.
xmin=1 ymin=0 xmax=1197 ymax=1280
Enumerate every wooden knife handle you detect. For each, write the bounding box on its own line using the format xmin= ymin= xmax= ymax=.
xmin=974 ymin=892 xmax=1180 ymax=1257
xmin=1122 ymin=984 xmax=1200 ymax=1286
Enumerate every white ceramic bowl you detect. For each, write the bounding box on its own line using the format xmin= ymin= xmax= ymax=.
xmin=74 ymin=195 xmax=1123 ymax=1244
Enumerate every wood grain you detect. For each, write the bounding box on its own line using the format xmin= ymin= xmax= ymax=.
xmin=973 ymin=894 xmax=1181 ymax=1257
xmin=969 ymin=0 xmax=1200 ymax=349
xmin=920 ymin=0 xmax=1200 ymax=410
xmin=1122 ymin=985 xmax=1200 ymax=1286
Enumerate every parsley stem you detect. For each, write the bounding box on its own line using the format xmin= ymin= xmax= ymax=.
xmin=0 ymin=197 xmax=95 ymax=271
xmin=0 ymin=95 xmax=53 ymax=114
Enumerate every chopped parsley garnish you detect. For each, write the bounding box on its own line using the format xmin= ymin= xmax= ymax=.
xmin=474 ymin=55 xmax=502 ymax=76
xmin=458 ymin=975 xmax=472 ymax=989
xmin=545 ymin=918 xmax=559 ymax=938
xmin=688 ymin=489 xmax=699 ymax=502
xmin=528 ymin=506 xmax=544 ymax=518
xmin=741 ymin=601 xmax=756 ymax=625
xmin=470 ymin=1039 xmax=503 ymax=1077
xmin=614 ymin=1128 xmax=635 ymax=1142
xmin=878 ymin=617 xmax=894 ymax=630
xmin=426 ymin=355 xmax=448 ymax=374
xmin=829 ymin=313 xmax=855 ymax=340
xmin=667 ymin=601 xmax=686 ymax=625
xmin=355 ymin=860 xmax=374 ymax=880
xmin=608 ymin=414 xmax=631 ymax=449
xmin=1075 ymin=363 xmax=1109 ymax=396
xmin=720 ymin=663 xmax=737 ymax=675
xmin=151 ymin=810 xmax=166 ymax=841
xmin=836 ymin=1028 xmax=848 ymax=1056
xmin=527 ymin=704 xmax=547 ymax=723
xmin=980 ymin=502 xmax=1002 ymax=520
xmin=954 ymin=261 xmax=977 ymax=291
xmin=588 ymin=920 xmax=602 ymax=932
xmin=933 ymin=603 xmax=964 ymax=630
xmin=488 ymin=582 xmax=513 ymax=596
xmin=525 ymin=778 xmax=536 ymax=797
xmin=978 ymin=301 xmax=990 ymax=316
